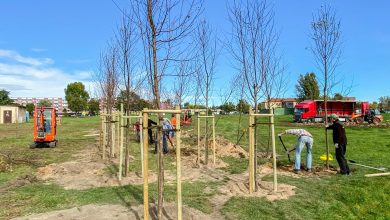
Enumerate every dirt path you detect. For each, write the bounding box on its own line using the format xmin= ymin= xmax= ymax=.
xmin=12 ymin=203 xmax=214 ymax=220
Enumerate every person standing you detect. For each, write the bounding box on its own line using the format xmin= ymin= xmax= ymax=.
xmin=278 ymin=129 xmax=313 ymax=173
xmin=326 ymin=114 xmax=350 ymax=175
xmin=148 ymin=119 xmax=157 ymax=144
xmin=170 ymin=114 xmax=176 ymax=129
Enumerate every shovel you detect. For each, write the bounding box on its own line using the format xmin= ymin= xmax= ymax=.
xmin=278 ymin=136 xmax=295 ymax=163
xmin=348 ymin=159 xmax=387 ymax=172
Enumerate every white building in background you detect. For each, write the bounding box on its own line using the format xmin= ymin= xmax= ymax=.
xmin=11 ymin=97 xmax=68 ymax=112
xmin=0 ymin=105 xmax=26 ymax=124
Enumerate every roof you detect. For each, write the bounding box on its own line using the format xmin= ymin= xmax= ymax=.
xmin=267 ymin=98 xmax=296 ymax=102
xmin=0 ymin=104 xmax=26 ymax=108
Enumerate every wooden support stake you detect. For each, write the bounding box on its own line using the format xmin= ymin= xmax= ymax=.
xmin=119 ymin=104 xmax=124 ymax=180
xmin=365 ymin=172 xmax=390 ymax=177
xmin=111 ymin=114 xmax=115 ymax=158
xmin=212 ymin=115 xmax=216 ymax=166
xmin=270 ymin=114 xmax=277 ymax=192
xmin=99 ymin=115 xmax=103 ymax=154
xmin=139 ymin=115 xmax=144 ymax=177
xmin=175 ymin=106 xmax=182 ymax=220
xmin=116 ymin=113 xmax=120 ymax=157
xmin=248 ymin=108 xmax=254 ymax=194
xmin=102 ymin=113 xmax=106 ymax=160
xmin=197 ymin=116 xmax=200 ymax=165
xmin=142 ymin=109 xmax=149 ymax=220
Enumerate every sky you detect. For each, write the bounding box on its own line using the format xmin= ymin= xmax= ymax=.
xmin=0 ymin=0 xmax=389 ymax=104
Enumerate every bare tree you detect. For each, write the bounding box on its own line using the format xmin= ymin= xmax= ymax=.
xmin=96 ymin=44 xmax=120 ymax=157
xmin=114 ymin=12 xmax=142 ymax=176
xmin=228 ymin=0 xmax=284 ymax=190
xmin=310 ymin=4 xmax=342 ymax=169
xmin=133 ymin=1 xmax=203 ymax=218
xmin=173 ymin=61 xmax=193 ymax=107
xmin=195 ymin=19 xmax=218 ymax=165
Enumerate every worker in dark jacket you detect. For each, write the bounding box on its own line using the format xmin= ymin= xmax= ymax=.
xmin=148 ymin=119 xmax=157 ymax=144
xmin=326 ymin=114 xmax=350 ymax=175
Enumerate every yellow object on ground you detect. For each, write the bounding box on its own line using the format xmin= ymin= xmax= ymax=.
xmin=320 ymin=154 xmax=334 ymax=161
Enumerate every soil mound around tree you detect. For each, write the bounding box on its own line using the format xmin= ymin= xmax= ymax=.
xmin=12 ymin=203 xmax=215 ymax=220
xmin=214 ymin=136 xmax=248 ymax=159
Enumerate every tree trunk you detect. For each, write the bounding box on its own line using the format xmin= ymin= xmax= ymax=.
xmin=147 ymin=1 xmax=163 ymax=218
xmin=324 ymin=60 xmax=329 ymax=169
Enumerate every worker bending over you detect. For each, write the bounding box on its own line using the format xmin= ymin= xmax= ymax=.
xmin=278 ymin=129 xmax=313 ymax=173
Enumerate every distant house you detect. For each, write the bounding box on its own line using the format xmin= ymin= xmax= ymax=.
xmin=261 ymin=98 xmax=297 ymax=109
xmin=0 ymin=105 xmax=27 ymax=124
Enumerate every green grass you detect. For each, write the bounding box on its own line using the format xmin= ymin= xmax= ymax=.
xmin=220 ymin=156 xmax=248 ymax=174
xmin=213 ymin=114 xmax=390 ymax=219
xmin=1 ymin=114 xmax=390 ymax=219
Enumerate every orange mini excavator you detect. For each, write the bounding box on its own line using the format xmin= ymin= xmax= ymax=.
xmin=30 ymin=107 xmax=58 ymax=148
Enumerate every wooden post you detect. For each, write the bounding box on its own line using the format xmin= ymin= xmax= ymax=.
xmin=157 ymin=113 xmax=163 ymax=220
xmin=365 ymin=172 xmax=390 ymax=177
xmin=102 ymin=113 xmax=106 ymax=160
xmin=212 ymin=115 xmax=216 ymax=166
xmin=111 ymin=114 xmax=115 ymax=158
xmin=139 ymin=115 xmax=144 ymax=177
xmin=249 ymin=108 xmax=254 ymax=194
xmin=175 ymin=106 xmax=182 ymax=220
xmin=119 ymin=105 xmax=124 ymax=180
xmin=270 ymin=114 xmax=277 ymax=192
xmin=99 ymin=115 xmax=103 ymax=154
xmin=142 ymin=109 xmax=149 ymax=220
xmin=197 ymin=116 xmax=200 ymax=165
xmin=116 ymin=112 xmax=120 ymax=157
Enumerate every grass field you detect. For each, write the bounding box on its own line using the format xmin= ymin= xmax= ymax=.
xmin=1 ymin=114 xmax=389 ymax=219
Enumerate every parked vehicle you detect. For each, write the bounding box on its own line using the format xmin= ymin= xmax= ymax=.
xmin=293 ymin=100 xmax=382 ymax=124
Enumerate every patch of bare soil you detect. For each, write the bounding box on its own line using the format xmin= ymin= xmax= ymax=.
xmin=35 ymin=144 xmax=156 ymax=190
xmin=12 ymin=203 xmax=215 ymax=220
xmin=163 ymin=145 xmax=228 ymax=184
xmin=214 ymin=136 xmax=248 ymax=159
xmin=0 ymin=174 xmax=38 ymax=194
xmin=275 ymin=163 xmax=338 ymax=177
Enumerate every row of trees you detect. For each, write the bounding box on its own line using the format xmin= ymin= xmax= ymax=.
xmin=92 ymin=0 xmax=355 ymax=210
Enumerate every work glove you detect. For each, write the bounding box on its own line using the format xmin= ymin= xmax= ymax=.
xmin=334 ymin=143 xmax=339 ymax=149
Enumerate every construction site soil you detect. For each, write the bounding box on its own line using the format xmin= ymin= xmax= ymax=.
xmin=15 ymin=134 xmax=306 ymax=219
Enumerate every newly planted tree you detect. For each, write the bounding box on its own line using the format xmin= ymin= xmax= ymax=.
xmin=310 ymin=4 xmax=342 ymax=168
xmin=196 ymin=19 xmax=218 ymax=165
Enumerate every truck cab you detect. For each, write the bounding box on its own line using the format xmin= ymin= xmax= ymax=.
xmin=294 ymin=101 xmax=316 ymax=122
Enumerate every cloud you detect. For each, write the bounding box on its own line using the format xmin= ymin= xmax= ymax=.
xmin=0 ymin=49 xmax=95 ymax=98
xmin=0 ymin=84 xmax=30 ymax=91
xmin=30 ymin=48 xmax=47 ymax=52
xmin=0 ymin=49 xmax=53 ymax=66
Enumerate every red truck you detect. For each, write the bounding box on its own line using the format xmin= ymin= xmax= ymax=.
xmin=293 ymin=100 xmax=382 ymax=124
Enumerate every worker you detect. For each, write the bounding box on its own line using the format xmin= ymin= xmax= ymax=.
xmin=134 ymin=121 xmax=141 ymax=142
xmin=171 ymin=114 xmax=176 ymax=129
xmin=278 ymin=129 xmax=313 ymax=173
xmin=163 ymin=118 xmax=175 ymax=151
xmin=148 ymin=119 xmax=157 ymax=144
xmin=155 ymin=118 xmax=174 ymax=154
xmin=326 ymin=114 xmax=350 ymax=175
